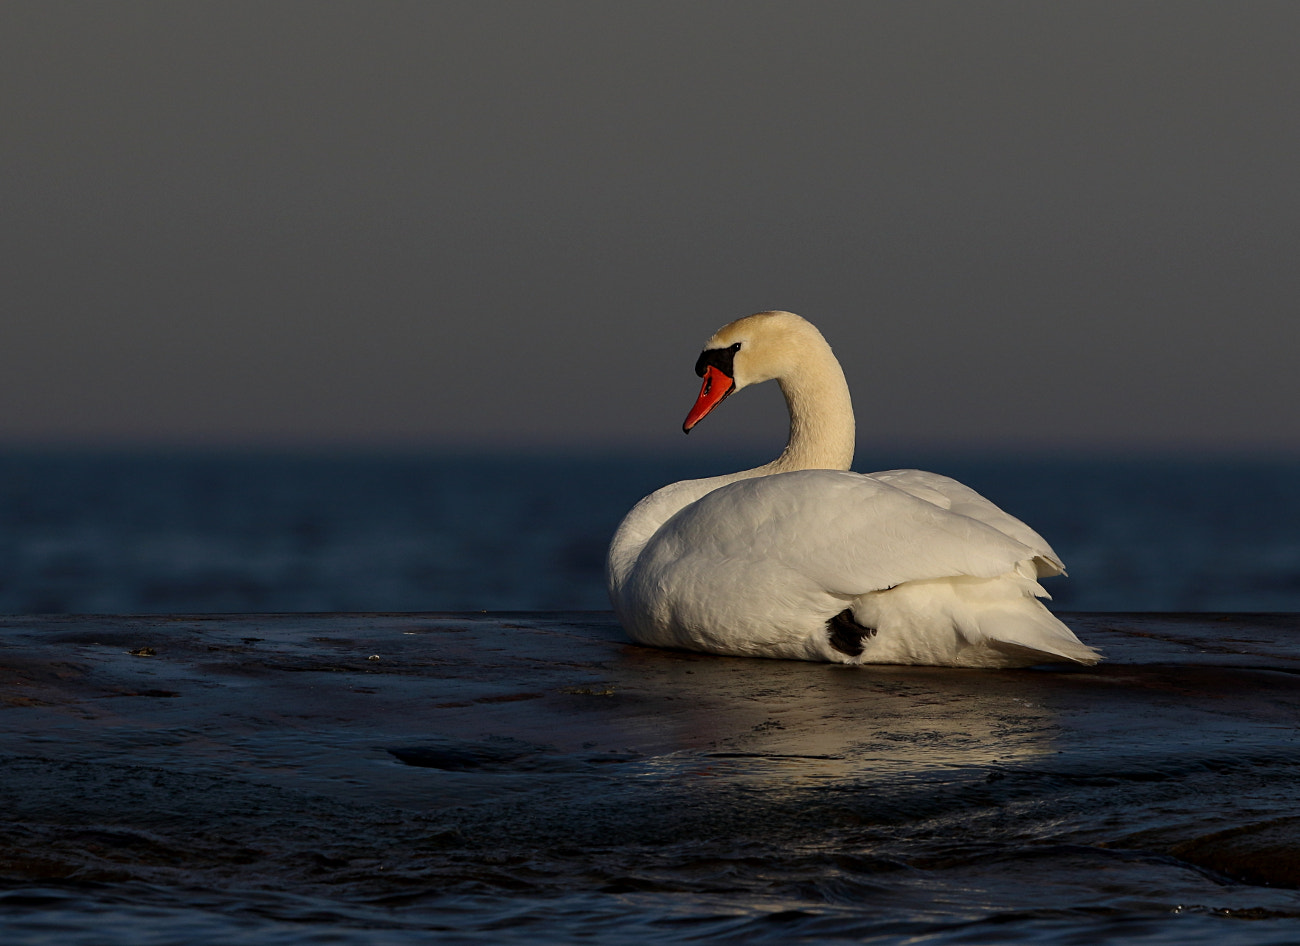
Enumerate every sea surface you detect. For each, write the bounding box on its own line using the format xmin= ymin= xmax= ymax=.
xmin=2 ymin=451 xmax=1300 ymax=944
xmin=0 ymin=449 xmax=1298 ymax=615
xmin=2 ymin=612 xmax=1300 ymax=946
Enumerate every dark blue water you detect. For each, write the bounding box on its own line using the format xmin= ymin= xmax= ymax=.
xmin=1 ymin=449 xmax=1298 ymax=615
xmin=3 ymin=612 xmax=1300 ymax=945
xmin=3 ymin=451 xmax=1300 ymax=945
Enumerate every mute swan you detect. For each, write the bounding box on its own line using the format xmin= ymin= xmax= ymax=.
xmin=606 ymin=311 xmax=1099 ymax=668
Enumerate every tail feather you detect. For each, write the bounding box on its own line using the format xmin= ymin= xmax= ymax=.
xmin=966 ymin=592 xmax=1101 ymax=666
xmin=851 ymin=570 xmax=1101 ymax=668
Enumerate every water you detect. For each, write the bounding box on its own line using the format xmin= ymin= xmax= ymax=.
xmin=2 ymin=612 xmax=1300 ymax=944
xmin=1 ymin=449 xmax=1298 ymax=615
xmin=3 ymin=450 xmax=1299 ymax=942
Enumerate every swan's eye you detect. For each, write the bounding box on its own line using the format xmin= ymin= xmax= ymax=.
xmin=730 ymin=343 xmax=742 ymax=352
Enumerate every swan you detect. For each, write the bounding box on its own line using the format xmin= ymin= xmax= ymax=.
xmin=606 ymin=311 xmax=1099 ymax=668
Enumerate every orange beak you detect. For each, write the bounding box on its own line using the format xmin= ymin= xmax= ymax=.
xmin=682 ymin=365 xmax=736 ymax=433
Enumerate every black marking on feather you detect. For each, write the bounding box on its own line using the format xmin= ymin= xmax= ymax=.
xmin=827 ymin=608 xmax=876 ymax=657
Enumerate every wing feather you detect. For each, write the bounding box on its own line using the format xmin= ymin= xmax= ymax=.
xmin=649 ymin=469 xmax=1048 ymax=598
xmin=868 ymin=469 xmax=1065 ymax=576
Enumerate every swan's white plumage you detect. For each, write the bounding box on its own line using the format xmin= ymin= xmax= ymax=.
xmin=606 ymin=311 xmax=1099 ymax=668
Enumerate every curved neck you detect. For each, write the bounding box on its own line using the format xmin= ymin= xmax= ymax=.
xmin=760 ymin=353 xmax=856 ymax=475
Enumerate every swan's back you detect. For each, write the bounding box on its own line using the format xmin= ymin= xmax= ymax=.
xmin=613 ymin=468 xmax=1097 ymax=667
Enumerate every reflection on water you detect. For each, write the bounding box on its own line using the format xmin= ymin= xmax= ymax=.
xmin=0 ymin=450 xmax=1298 ymax=614
xmin=630 ymin=661 xmax=1063 ymax=787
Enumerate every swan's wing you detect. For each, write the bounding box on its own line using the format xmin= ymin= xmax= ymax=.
xmin=654 ymin=469 xmax=1052 ymax=598
xmin=867 ymin=469 xmax=1065 ymax=576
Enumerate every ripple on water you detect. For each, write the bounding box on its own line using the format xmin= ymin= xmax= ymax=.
xmin=4 ymin=613 xmax=1300 ymax=943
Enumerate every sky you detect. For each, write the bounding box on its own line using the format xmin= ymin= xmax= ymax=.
xmin=2 ymin=1 xmax=1298 ymax=457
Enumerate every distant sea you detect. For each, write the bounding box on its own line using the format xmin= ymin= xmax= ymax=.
xmin=1 ymin=449 xmax=1297 ymax=615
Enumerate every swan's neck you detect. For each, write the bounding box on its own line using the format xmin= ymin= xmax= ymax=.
xmin=757 ymin=352 xmax=855 ymax=475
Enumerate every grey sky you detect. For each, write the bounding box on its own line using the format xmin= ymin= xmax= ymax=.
xmin=3 ymin=1 xmax=1298 ymax=455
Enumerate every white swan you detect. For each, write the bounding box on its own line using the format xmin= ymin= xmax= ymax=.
xmin=606 ymin=311 xmax=1099 ymax=668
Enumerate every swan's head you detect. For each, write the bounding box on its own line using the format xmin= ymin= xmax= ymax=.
xmin=683 ymin=311 xmax=831 ymax=432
